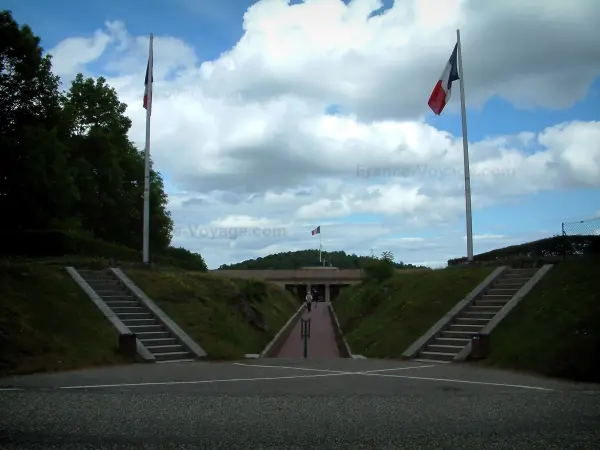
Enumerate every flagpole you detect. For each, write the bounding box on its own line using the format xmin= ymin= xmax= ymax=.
xmin=319 ymin=230 xmax=322 ymax=264
xmin=142 ymin=33 xmax=154 ymax=264
xmin=456 ymin=29 xmax=474 ymax=262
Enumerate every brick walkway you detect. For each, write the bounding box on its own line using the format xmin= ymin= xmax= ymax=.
xmin=275 ymin=302 xmax=341 ymax=358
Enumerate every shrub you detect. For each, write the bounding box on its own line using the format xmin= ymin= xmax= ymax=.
xmin=362 ymin=258 xmax=395 ymax=283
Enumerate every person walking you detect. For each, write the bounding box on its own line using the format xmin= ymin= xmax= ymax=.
xmin=305 ymin=290 xmax=313 ymax=313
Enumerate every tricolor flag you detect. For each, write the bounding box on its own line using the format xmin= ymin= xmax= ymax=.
xmin=428 ymin=43 xmax=459 ymax=115
xmin=143 ymin=59 xmax=153 ymax=111
xmin=311 ymin=226 xmax=320 ymax=236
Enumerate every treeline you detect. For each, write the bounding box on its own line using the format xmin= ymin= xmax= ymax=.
xmin=0 ymin=11 xmax=206 ymax=270
xmin=218 ymin=249 xmax=429 ymax=270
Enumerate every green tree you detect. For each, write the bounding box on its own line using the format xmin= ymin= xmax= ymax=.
xmin=63 ymin=73 xmax=173 ymax=251
xmin=380 ymin=250 xmax=394 ymax=263
xmin=0 ymin=10 xmax=77 ymax=230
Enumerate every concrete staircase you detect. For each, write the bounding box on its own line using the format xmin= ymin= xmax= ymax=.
xmin=78 ymin=269 xmax=194 ymax=363
xmin=418 ymin=268 xmax=538 ymax=362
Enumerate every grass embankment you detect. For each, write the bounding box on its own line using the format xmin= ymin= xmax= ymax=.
xmin=125 ymin=269 xmax=299 ymax=359
xmin=335 ymin=267 xmax=493 ymax=358
xmin=0 ymin=260 xmax=134 ymax=376
xmin=484 ymin=258 xmax=600 ymax=382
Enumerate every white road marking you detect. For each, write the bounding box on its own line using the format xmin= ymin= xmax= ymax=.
xmin=233 ymin=362 xmax=552 ymax=391
xmin=233 ymin=362 xmax=436 ymax=374
xmin=0 ymin=388 xmax=22 ymax=391
xmin=58 ymin=372 xmax=353 ymax=390
xmin=233 ymin=362 xmax=350 ymax=374
xmin=361 ymin=365 xmax=436 ymax=374
xmin=358 ymin=372 xmax=554 ymax=391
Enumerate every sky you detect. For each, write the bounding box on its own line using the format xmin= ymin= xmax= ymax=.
xmin=5 ymin=0 xmax=600 ymax=269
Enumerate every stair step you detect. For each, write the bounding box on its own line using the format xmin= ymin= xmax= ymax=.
xmin=496 ymin=279 xmax=529 ymax=285
xmin=87 ymin=280 xmax=120 ymax=286
xmin=136 ymin=331 xmax=170 ymax=340
xmin=81 ymin=275 xmax=114 ymax=281
xmin=118 ymin=312 xmax=153 ymax=320
xmin=121 ymin=318 xmax=157 ymax=326
xmin=433 ymin=337 xmax=471 ymax=345
xmin=128 ymin=325 xmax=163 ymax=333
xmin=147 ymin=344 xmax=184 ymax=352
xmin=441 ymin=330 xmax=478 ymax=339
xmin=468 ymin=305 xmax=502 ymax=313
xmin=156 ymin=359 xmax=195 ymax=364
xmin=449 ymin=324 xmax=484 ymax=332
xmin=455 ymin=317 xmax=490 ymax=325
xmin=140 ymin=338 xmax=177 ymax=346
xmin=474 ymin=299 xmax=508 ymax=307
xmin=88 ymin=285 xmax=122 ymax=291
xmin=111 ymin=306 xmax=144 ymax=313
xmin=462 ymin=310 xmax=497 ymax=319
xmin=153 ymin=351 xmax=191 ymax=361
xmin=78 ymin=271 xmax=111 ymax=278
xmin=96 ymin=290 xmax=128 ymax=295
xmin=105 ymin=300 xmax=138 ymax=306
xmin=419 ymin=351 xmax=456 ymax=362
xmin=481 ymin=294 xmax=513 ymax=300
xmin=426 ymin=344 xmax=463 ymax=353
xmin=99 ymin=295 xmax=132 ymax=300
xmin=486 ymin=288 xmax=519 ymax=295
xmin=412 ymin=358 xmax=451 ymax=364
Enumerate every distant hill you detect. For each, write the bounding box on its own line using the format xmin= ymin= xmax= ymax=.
xmin=218 ymin=249 xmax=429 ymax=270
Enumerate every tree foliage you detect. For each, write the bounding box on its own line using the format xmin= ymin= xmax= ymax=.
xmin=218 ymin=249 xmax=429 ymax=270
xmin=0 ymin=11 xmax=204 ymax=270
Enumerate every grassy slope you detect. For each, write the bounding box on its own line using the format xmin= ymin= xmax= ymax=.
xmin=484 ymin=258 xmax=600 ymax=382
xmin=335 ymin=267 xmax=493 ymax=357
xmin=0 ymin=262 xmax=132 ymax=376
xmin=125 ymin=269 xmax=299 ymax=359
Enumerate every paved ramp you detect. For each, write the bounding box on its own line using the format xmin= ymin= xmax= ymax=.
xmin=276 ymin=302 xmax=340 ymax=358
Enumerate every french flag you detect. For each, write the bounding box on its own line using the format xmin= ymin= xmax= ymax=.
xmin=311 ymin=226 xmax=320 ymax=236
xmin=143 ymin=59 xmax=153 ymax=111
xmin=428 ymin=43 xmax=459 ymax=115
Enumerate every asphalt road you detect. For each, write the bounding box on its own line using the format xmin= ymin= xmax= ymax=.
xmin=1 ymin=359 xmax=599 ymax=449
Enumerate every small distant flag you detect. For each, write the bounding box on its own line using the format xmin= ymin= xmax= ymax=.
xmin=143 ymin=59 xmax=153 ymax=111
xmin=311 ymin=226 xmax=320 ymax=236
xmin=428 ymin=42 xmax=459 ymax=115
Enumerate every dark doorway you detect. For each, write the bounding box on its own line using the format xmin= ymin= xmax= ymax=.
xmin=311 ymin=284 xmax=325 ymax=302
xmin=297 ymin=284 xmax=308 ymax=302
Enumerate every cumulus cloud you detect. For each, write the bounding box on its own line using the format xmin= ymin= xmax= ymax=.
xmin=47 ymin=0 xmax=600 ymax=268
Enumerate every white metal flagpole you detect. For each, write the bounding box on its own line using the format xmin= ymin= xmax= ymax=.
xmin=142 ymin=33 xmax=154 ymax=264
xmin=319 ymin=229 xmax=322 ymax=264
xmin=456 ymin=29 xmax=474 ymax=262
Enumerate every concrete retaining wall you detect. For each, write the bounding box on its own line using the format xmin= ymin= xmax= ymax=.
xmin=260 ymin=303 xmax=306 ymax=358
xmin=328 ymin=303 xmax=352 ymax=358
